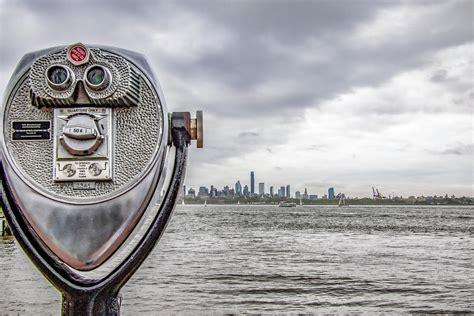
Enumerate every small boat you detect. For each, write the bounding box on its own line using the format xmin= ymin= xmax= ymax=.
xmin=338 ymin=195 xmax=348 ymax=207
xmin=204 ymin=200 xmax=207 ymax=207
xmin=279 ymin=201 xmax=297 ymax=207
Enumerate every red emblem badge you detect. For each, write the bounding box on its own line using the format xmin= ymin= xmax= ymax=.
xmin=67 ymin=43 xmax=90 ymax=65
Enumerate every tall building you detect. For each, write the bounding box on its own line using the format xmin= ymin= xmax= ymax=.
xmin=328 ymin=187 xmax=335 ymax=200
xmin=187 ymin=188 xmax=196 ymax=198
xmin=198 ymin=186 xmax=209 ymax=198
xmin=258 ymin=182 xmax=265 ymax=196
xmin=250 ymin=171 xmax=255 ymax=195
xmin=303 ymin=188 xmax=309 ymax=200
xmin=235 ymin=180 xmax=242 ymax=196
xmin=243 ymin=185 xmax=249 ymax=196
xmin=270 ymin=186 xmax=274 ymax=196
xmin=280 ymin=186 xmax=285 ymax=198
xmin=295 ymin=191 xmax=301 ymax=199
xmin=286 ymin=185 xmax=291 ymax=198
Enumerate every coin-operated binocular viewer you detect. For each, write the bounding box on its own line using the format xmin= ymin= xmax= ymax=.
xmin=0 ymin=43 xmax=203 ymax=315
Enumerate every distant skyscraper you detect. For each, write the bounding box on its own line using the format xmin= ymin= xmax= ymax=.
xmin=198 ymin=186 xmax=209 ymax=198
xmin=243 ymin=185 xmax=249 ymax=196
xmin=258 ymin=182 xmax=265 ymax=196
xmin=280 ymin=186 xmax=285 ymax=198
xmin=295 ymin=191 xmax=301 ymax=199
xmin=235 ymin=180 xmax=242 ymax=196
xmin=250 ymin=171 xmax=255 ymax=195
xmin=270 ymin=186 xmax=274 ymax=196
xmin=187 ymin=188 xmax=196 ymax=198
xmin=303 ymin=188 xmax=309 ymax=200
xmin=328 ymin=187 xmax=335 ymax=200
xmin=286 ymin=185 xmax=291 ymax=198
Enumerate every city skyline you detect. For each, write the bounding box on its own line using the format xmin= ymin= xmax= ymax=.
xmin=0 ymin=1 xmax=472 ymax=198
xmin=184 ymin=171 xmax=470 ymax=200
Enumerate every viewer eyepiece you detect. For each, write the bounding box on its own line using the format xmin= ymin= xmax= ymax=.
xmin=46 ymin=65 xmax=73 ymax=90
xmin=85 ymin=65 xmax=110 ymax=91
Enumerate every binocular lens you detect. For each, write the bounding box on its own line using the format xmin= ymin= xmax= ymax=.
xmin=87 ymin=67 xmax=105 ymax=85
xmin=85 ymin=65 xmax=110 ymax=91
xmin=47 ymin=66 xmax=68 ymax=85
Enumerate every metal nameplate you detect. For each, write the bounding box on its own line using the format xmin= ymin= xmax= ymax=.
xmin=72 ymin=181 xmax=97 ymax=190
xmin=11 ymin=120 xmax=51 ymax=141
xmin=55 ymin=161 xmax=111 ymax=182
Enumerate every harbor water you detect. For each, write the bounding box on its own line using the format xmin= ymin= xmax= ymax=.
xmin=0 ymin=205 xmax=473 ymax=314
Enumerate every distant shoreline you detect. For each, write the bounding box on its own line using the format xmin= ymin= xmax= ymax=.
xmin=180 ymin=203 xmax=474 ymax=206
xmin=181 ymin=197 xmax=473 ymax=206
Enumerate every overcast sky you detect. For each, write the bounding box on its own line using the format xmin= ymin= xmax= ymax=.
xmin=1 ymin=0 xmax=472 ymax=197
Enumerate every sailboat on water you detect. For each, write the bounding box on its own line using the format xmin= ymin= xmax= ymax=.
xmin=299 ymin=199 xmax=303 ymax=206
xmin=204 ymin=200 xmax=207 ymax=207
xmin=338 ymin=194 xmax=348 ymax=207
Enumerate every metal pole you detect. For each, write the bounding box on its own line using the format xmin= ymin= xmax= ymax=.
xmin=61 ymin=290 xmax=121 ymax=316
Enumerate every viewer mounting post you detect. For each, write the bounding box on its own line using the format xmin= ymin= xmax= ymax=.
xmin=0 ymin=43 xmax=203 ymax=315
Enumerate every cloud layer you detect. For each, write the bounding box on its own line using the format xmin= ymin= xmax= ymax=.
xmin=1 ymin=0 xmax=472 ymax=197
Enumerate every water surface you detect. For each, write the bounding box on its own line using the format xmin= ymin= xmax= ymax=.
xmin=1 ymin=205 xmax=473 ymax=314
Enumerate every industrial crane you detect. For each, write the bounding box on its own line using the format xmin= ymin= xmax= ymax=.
xmin=372 ymin=187 xmax=385 ymax=199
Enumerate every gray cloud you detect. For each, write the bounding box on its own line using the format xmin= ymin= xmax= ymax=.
xmin=430 ymin=69 xmax=449 ymax=82
xmin=238 ymin=132 xmax=259 ymax=138
xmin=2 ymin=1 xmax=471 ymax=118
xmin=434 ymin=144 xmax=474 ymax=156
xmin=309 ymin=145 xmax=327 ymax=151
xmin=164 ymin=0 xmax=472 ymax=116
